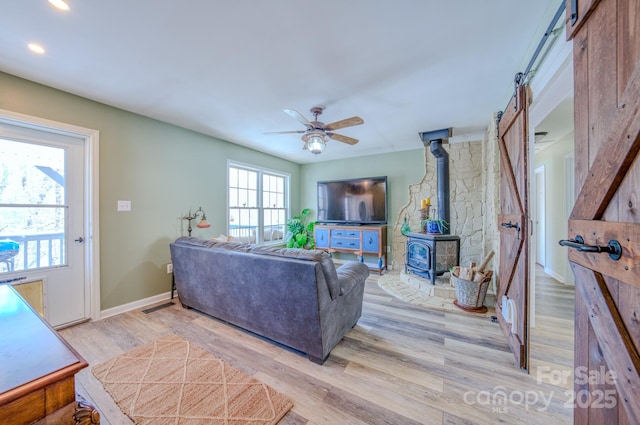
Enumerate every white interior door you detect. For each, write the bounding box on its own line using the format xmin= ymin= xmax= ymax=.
xmin=0 ymin=123 xmax=88 ymax=327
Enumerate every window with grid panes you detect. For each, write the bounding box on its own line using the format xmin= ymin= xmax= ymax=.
xmin=228 ymin=162 xmax=289 ymax=244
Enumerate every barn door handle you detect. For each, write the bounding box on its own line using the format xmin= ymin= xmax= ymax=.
xmin=501 ymin=221 xmax=520 ymax=232
xmin=570 ymin=0 xmax=578 ymax=25
xmin=558 ymin=235 xmax=623 ymax=261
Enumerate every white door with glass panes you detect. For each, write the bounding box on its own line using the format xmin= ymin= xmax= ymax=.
xmin=0 ymin=122 xmax=87 ymax=327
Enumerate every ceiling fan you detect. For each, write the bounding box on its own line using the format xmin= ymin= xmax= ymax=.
xmin=266 ymin=106 xmax=364 ymax=154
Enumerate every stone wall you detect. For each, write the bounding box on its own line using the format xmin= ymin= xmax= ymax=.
xmin=450 ymin=141 xmax=484 ymax=266
xmin=391 ymin=148 xmax=435 ymax=268
xmin=392 ymin=119 xmax=500 ymax=275
xmin=482 ymin=114 xmax=501 ymax=277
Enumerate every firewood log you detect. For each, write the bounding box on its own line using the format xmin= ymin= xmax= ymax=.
xmin=458 ymin=267 xmax=474 ymax=280
xmin=477 ymin=250 xmax=495 ymax=272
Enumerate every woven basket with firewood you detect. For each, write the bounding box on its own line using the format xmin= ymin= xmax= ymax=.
xmin=451 ymin=250 xmax=494 ymax=313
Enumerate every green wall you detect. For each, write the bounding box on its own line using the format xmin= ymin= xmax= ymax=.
xmin=0 ymin=72 xmax=301 ymax=309
xmin=534 ymin=132 xmax=575 ymax=284
xmin=1 ymin=70 xmax=426 ymax=310
xmin=300 ymin=150 xmax=426 ymax=261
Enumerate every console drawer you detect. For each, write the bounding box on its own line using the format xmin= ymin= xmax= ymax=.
xmin=331 ymin=229 xmax=360 ymax=238
xmin=330 ymin=237 xmax=360 ymax=250
xmin=314 ymin=224 xmax=387 ymax=274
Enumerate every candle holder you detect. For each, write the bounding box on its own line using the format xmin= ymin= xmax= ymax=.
xmin=419 ymin=203 xmax=432 ymax=233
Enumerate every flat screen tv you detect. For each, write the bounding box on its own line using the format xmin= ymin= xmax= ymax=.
xmin=317 ymin=176 xmax=388 ymax=224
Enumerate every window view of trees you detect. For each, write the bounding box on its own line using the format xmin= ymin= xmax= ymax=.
xmin=0 ymin=139 xmax=66 ymax=272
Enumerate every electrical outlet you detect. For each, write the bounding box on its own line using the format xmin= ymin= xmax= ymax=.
xmin=166 ymin=263 xmax=173 ymax=274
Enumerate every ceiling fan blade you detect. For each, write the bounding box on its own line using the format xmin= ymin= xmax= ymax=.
xmin=283 ymin=109 xmax=313 ymax=128
xmin=327 ymin=132 xmax=359 ymax=145
xmin=264 ymin=130 xmax=306 ymax=135
xmin=324 ymin=116 xmax=364 ymax=131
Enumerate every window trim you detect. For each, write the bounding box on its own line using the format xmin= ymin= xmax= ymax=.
xmin=226 ymin=160 xmax=290 ymax=245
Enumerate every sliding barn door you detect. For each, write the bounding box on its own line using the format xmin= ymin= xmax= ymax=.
xmin=496 ymin=83 xmax=530 ymax=371
xmin=566 ymin=0 xmax=640 ymax=423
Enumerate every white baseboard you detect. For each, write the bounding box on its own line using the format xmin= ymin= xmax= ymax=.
xmin=100 ymin=291 xmax=173 ymax=319
xmin=543 ymin=267 xmax=566 ymax=284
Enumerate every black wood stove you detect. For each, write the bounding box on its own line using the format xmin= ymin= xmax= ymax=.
xmin=405 ymin=232 xmax=460 ymax=285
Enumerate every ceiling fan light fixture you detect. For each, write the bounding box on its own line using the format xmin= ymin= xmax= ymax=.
xmin=272 ymin=107 xmax=363 ymax=155
xmin=302 ymin=130 xmax=327 ymax=155
xmin=307 ymin=135 xmax=326 ymax=154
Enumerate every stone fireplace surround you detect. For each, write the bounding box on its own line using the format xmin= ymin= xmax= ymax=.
xmin=391 ymin=117 xmax=500 ymax=289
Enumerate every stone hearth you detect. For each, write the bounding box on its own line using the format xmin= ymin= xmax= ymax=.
xmin=377 ymin=270 xmax=496 ymax=314
xmin=401 ymin=269 xmax=456 ymax=299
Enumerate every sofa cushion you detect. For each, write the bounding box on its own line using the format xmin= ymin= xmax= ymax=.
xmin=174 ymin=236 xmax=219 ymax=248
xmin=173 ymin=237 xmax=342 ymax=300
xmin=208 ymin=241 xmax=253 ymax=253
xmin=249 ymin=246 xmax=341 ymax=299
xmin=174 ymin=236 xmax=255 ymax=252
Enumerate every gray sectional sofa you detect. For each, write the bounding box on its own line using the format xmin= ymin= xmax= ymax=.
xmin=169 ymin=236 xmax=370 ymax=364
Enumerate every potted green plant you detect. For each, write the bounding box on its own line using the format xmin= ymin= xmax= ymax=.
xmin=285 ymin=208 xmax=316 ymax=249
xmin=423 ymin=218 xmax=448 ymax=234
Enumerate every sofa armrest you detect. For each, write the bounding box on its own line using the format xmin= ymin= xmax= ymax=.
xmin=336 ymin=262 xmax=370 ymax=296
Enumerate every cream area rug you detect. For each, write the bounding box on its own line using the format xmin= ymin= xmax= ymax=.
xmin=92 ymin=334 xmax=293 ymax=425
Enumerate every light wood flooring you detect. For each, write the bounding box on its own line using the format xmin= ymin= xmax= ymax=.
xmin=60 ymin=267 xmax=575 ymax=425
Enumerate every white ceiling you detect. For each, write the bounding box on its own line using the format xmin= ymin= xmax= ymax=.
xmin=534 ymin=96 xmax=574 ymax=152
xmin=0 ymin=1 xmax=560 ymax=164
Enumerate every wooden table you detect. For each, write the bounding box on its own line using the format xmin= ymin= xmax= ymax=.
xmin=0 ymin=284 xmax=99 ymax=424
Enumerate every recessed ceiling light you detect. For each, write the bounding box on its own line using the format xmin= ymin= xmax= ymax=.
xmin=48 ymin=0 xmax=70 ymax=11
xmin=28 ymin=43 xmax=46 ymax=54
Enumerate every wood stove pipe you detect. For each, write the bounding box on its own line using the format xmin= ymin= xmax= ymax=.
xmin=419 ymin=128 xmax=452 ymax=234
xmin=430 ymin=140 xmax=450 ymax=234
